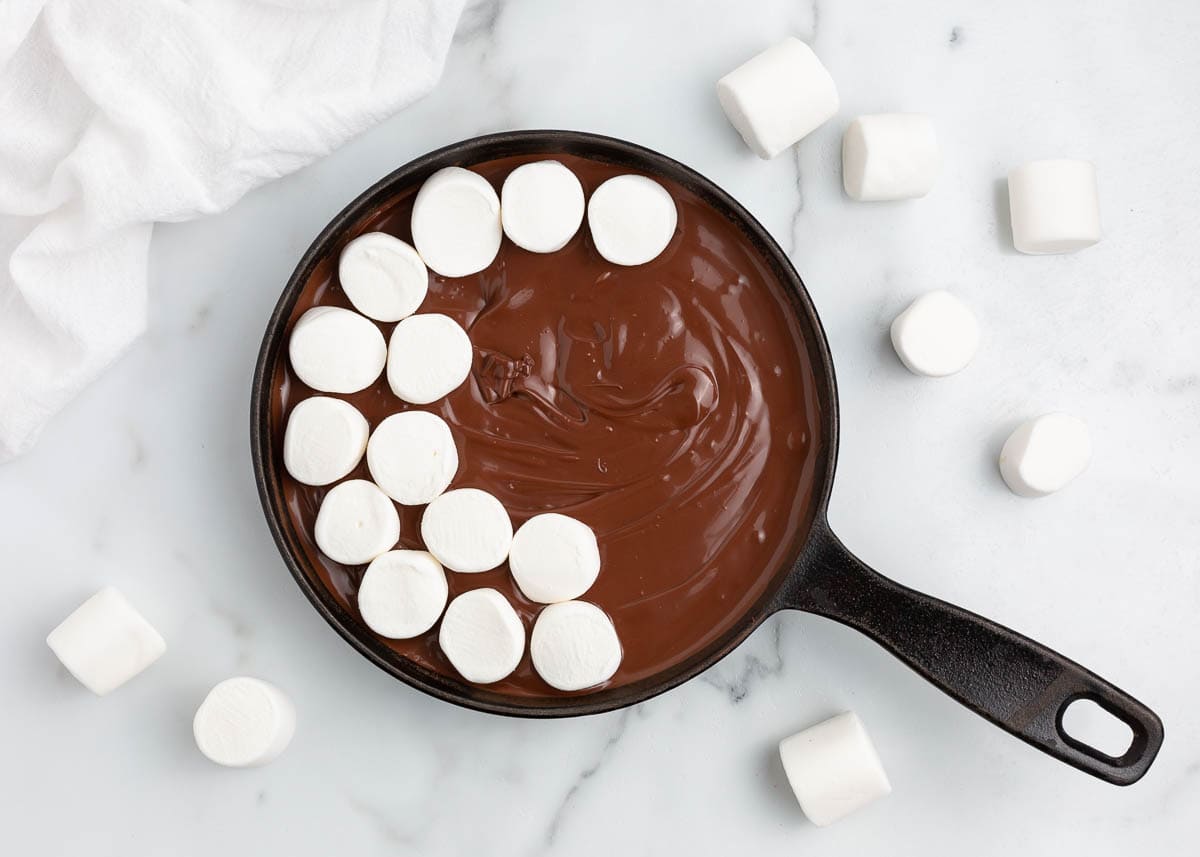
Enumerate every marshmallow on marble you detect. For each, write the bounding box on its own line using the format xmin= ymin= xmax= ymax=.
xmin=587 ymin=175 xmax=677 ymax=266
xmin=314 ymin=479 xmax=400 ymax=565
xmin=420 ymin=487 xmax=513 ymax=573
xmin=338 ymin=232 xmax=429 ymax=322
xmin=717 ymin=37 xmax=839 ymax=160
xmin=509 ymin=513 xmax=600 ymax=604
xmin=386 ymin=313 xmax=474 ymax=405
xmin=46 ymin=587 xmax=166 ymax=696
xmin=779 ymin=711 xmax=892 ymax=827
xmin=890 ymin=290 xmax=980 ymax=377
xmin=439 ymin=588 xmax=525 ymax=684
xmin=411 ymin=166 xmax=502 ymax=278
xmin=288 ymin=306 xmax=386 ymax=394
xmin=999 ymin=412 xmax=1091 ymax=497
xmin=1008 ymin=159 xmax=1101 ymax=254
xmin=193 ymin=677 xmax=296 ymax=768
xmin=367 ymin=410 xmax=458 ymax=505
xmin=358 ymin=550 xmax=448 ymax=639
xmin=842 ymin=114 xmax=940 ymax=201
xmin=530 ymin=600 xmax=622 ymax=692
xmin=501 ymin=160 xmax=586 ymax=253
xmin=283 ymin=396 xmax=369 ymax=486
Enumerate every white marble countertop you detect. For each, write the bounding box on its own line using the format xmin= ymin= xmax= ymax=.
xmin=4 ymin=0 xmax=1198 ymax=853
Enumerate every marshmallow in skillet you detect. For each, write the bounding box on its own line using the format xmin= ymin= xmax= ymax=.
xmin=587 ymin=175 xmax=677 ymax=266
xmin=46 ymin=587 xmax=165 ymax=696
xmin=420 ymin=487 xmax=513 ymax=573
xmin=842 ymin=114 xmax=940 ymax=201
xmin=1008 ymin=159 xmax=1101 ymax=254
xmin=358 ymin=550 xmax=448 ymax=639
xmin=411 ymin=166 xmax=502 ymax=277
xmin=439 ymin=588 xmax=525 ymax=684
xmin=717 ymin=37 xmax=839 ymax=159
xmin=314 ymin=479 xmax=400 ymax=565
xmin=779 ymin=711 xmax=892 ymax=827
xmin=999 ymin=413 xmax=1092 ymax=497
xmin=530 ymin=600 xmax=622 ymax=692
xmin=288 ymin=306 xmax=386 ymax=394
xmin=193 ymin=677 xmax=296 ymax=768
xmin=501 ymin=160 xmax=586 ymax=253
xmin=509 ymin=513 xmax=601 ymax=604
xmin=890 ymin=290 xmax=979 ymax=377
xmin=387 ymin=313 xmax=474 ymax=405
xmin=338 ymin=232 xmax=428 ymax=322
xmin=283 ymin=396 xmax=369 ymax=486
xmin=367 ymin=411 xmax=458 ymax=505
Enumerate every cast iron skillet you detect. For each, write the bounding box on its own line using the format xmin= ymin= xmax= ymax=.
xmin=251 ymin=130 xmax=1163 ymax=786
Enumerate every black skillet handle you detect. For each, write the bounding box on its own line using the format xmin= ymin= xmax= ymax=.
xmin=776 ymin=519 xmax=1164 ymax=786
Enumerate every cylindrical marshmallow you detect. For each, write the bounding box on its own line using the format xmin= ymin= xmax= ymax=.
xmin=358 ymin=550 xmax=448 ymax=639
xmin=778 ymin=711 xmax=892 ymax=827
xmin=717 ymin=37 xmax=840 ymax=160
xmin=411 ymin=166 xmax=502 ymax=278
xmin=288 ymin=306 xmax=386 ymax=394
xmin=338 ymin=231 xmax=429 ymax=322
xmin=509 ymin=513 xmax=601 ymax=604
xmin=842 ymin=114 xmax=940 ymax=201
xmin=438 ymin=588 xmax=525 ymax=684
xmin=999 ymin=412 xmax=1092 ymax=497
xmin=890 ymin=290 xmax=980 ymax=377
xmin=587 ymin=175 xmax=677 ymax=266
xmin=530 ymin=600 xmax=622 ymax=692
xmin=1008 ymin=159 xmax=1101 ymax=254
xmin=386 ymin=313 xmax=474 ymax=405
xmin=420 ymin=487 xmax=513 ymax=573
xmin=46 ymin=587 xmax=166 ymax=696
xmin=283 ymin=396 xmax=369 ymax=486
xmin=501 ymin=160 xmax=586 ymax=253
xmin=314 ymin=479 xmax=400 ymax=565
xmin=366 ymin=410 xmax=458 ymax=505
xmin=193 ymin=677 xmax=296 ymax=768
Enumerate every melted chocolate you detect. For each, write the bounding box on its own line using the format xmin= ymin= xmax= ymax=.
xmin=269 ymin=153 xmax=823 ymax=697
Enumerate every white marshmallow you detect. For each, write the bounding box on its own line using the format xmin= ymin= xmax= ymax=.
xmin=717 ymin=37 xmax=840 ymax=160
xmin=501 ymin=160 xmax=586 ymax=253
xmin=46 ymin=587 xmax=165 ymax=696
xmin=890 ymin=290 xmax=980 ymax=377
xmin=313 ymin=479 xmax=400 ymax=565
xmin=366 ymin=410 xmax=458 ymax=505
xmin=999 ymin=412 xmax=1092 ymax=497
xmin=420 ymin=487 xmax=513 ymax=573
xmin=530 ymin=600 xmax=622 ymax=692
xmin=411 ymin=166 xmax=502 ymax=278
xmin=842 ymin=113 xmax=940 ymax=201
xmin=358 ymin=550 xmax=448 ymax=639
xmin=1008 ymin=159 xmax=1101 ymax=254
xmin=338 ymin=231 xmax=429 ymax=322
xmin=587 ymin=175 xmax=677 ymax=266
xmin=283 ymin=396 xmax=369 ymax=486
xmin=438 ymin=588 xmax=525 ymax=684
xmin=779 ymin=711 xmax=892 ymax=827
xmin=386 ymin=313 xmax=474 ymax=405
xmin=288 ymin=306 xmax=386 ymax=394
xmin=193 ymin=676 xmax=296 ymax=768
xmin=509 ymin=513 xmax=601 ymax=604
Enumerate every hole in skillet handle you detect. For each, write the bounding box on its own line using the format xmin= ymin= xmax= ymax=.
xmin=1057 ymin=694 xmax=1140 ymax=767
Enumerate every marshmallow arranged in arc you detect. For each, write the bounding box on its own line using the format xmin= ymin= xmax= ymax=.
xmin=367 ymin=410 xmax=458 ymax=505
xmin=314 ymin=479 xmax=400 ymax=565
xmin=501 ymin=160 xmax=586 ymax=253
xmin=843 ymin=113 xmax=940 ymax=202
xmin=509 ymin=513 xmax=601 ymax=604
xmin=193 ymin=676 xmax=296 ymax=768
xmin=338 ymin=231 xmax=429 ymax=322
xmin=283 ymin=396 xmax=369 ymax=486
xmin=386 ymin=313 xmax=474 ymax=405
xmin=288 ymin=306 xmax=386 ymax=394
xmin=779 ymin=711 xmax=892 ymax=827
xmin=439 ymin=588 xmax=525 ymax=684
xmin=587 ymin=174 xmax=678 ymax=266
xmin=411 ymin=166 xmax=502 ymax=277
xmin=358 ymin=550 xmax=448 ymax=640
xmin=717 ymin=36 xmax=840 ymax=160
xmin=530 ymin=600 xmax=622 ymax=692
xmin=46 ymin=587 xmax=166 ymax=696
xmin=999 ymin=412 xmax=1092 ymax=497
xmin=420 ymin=487 xmax=513 ymax=573
xmin=1008 ymin=159 xmax=1101 ymax=255
xmin=890 ymin=290 xmax=980 ymax=377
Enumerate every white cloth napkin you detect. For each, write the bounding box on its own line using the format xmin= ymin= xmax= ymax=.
xmin=0 ymin=0 xmax=465 ymax=461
